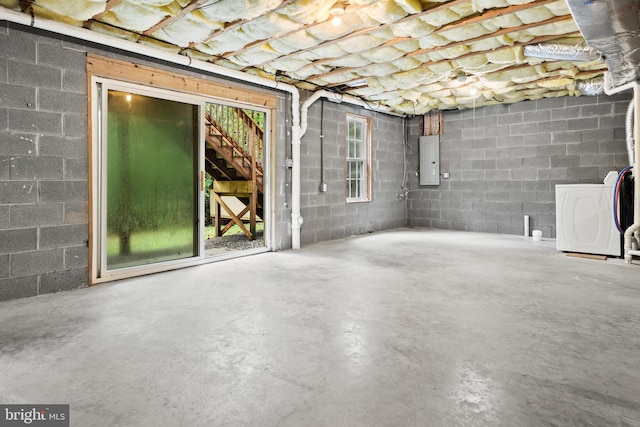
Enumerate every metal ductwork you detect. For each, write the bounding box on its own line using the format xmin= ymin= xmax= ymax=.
xmin=566 ymin=0 xmax=640 ymax=88
xmin=523 ymin=42 xmax=599 ymax=62
xmin=577 ymin=77 xmax=605 ymax=96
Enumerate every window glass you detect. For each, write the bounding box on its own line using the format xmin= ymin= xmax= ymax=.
xmin=346 ymin=115 xmax=370 ymax=202
xmin=106 ymin=90 xmax=198 ymax=270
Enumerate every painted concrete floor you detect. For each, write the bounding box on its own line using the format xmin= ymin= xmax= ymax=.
xmin=1 ymin=228 xmax=639 ymax=426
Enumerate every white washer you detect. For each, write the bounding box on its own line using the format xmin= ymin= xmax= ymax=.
xmin=555 ymin=171 xmax=621 ymax=256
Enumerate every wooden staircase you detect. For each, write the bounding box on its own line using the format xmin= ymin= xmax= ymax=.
xmin=205 ymin=104 xmax=264 ymax=240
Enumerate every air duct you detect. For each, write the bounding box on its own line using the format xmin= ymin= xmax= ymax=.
xmin=523 ymin=42 xmax=599 ymax=62
xmin=577 ymin=77 xmax=604 ymax=96
xmin=565 ymin=0 xmax=640 ymax=87
xmin=626 ymin=100 xmax=636 ymax=166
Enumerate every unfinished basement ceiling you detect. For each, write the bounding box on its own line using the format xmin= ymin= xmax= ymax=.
xmin=3 ymin=0 xmax=611 ymax=114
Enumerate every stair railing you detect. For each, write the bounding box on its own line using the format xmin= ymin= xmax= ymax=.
xmin=206 ymin=104 xmax=264 ymax=169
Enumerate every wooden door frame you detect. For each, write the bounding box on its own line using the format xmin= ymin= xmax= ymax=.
xmin=87 ymin=54 xmax=277 ymax=284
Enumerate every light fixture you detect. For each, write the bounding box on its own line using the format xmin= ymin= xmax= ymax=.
xmin=345 ymin=78 xmax=367 ymax=87
xmin=330 ymin=1 xmax=346 ymax=27
xmin=469 ymin=87 xmax=478 ymax=96
xmin=456 ymin=72 xmax=468 ymax=83
xmin=125 ymin=94 xmax=132 ymax=102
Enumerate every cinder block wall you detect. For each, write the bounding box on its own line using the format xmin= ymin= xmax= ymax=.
xmin=300 ymin=101 xmax=407 ymax=245
xmin=0 ymin=23 xmax=89 ymax=300
xmin=0 ymin=22 xmax=290 ymax=301
xmin=407 ymin=93 xmax=633 ymax=237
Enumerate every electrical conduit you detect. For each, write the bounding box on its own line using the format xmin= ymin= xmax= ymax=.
xmin=297 ymin=90 xmax=404 ymax=245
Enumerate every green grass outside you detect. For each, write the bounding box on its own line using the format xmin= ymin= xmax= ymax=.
xmin=106 ymin=227 xmax=193 ymax=257
xmin=107 ymin=222 xmax=265 ymax=256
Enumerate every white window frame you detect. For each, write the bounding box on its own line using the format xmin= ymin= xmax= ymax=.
xmin=345 ymin=114 xmax=371 ymax=203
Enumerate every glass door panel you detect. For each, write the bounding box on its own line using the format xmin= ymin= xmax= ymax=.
xmin=105 ymin=90 xmax=199 ymax=271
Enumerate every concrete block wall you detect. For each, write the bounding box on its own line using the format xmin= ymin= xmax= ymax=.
xmin=0 ymin=22 xmax=290 ymax=301
xmin=0 ymin=23 xmax=89 ymax=301
xmin=407 ymin=93 xmax=633 ymax=237
xmin=299 ymin=101 xmax=407 ymax=245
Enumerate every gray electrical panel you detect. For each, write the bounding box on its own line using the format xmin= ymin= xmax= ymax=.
xmin=419 ymin=135 xmax=440 ymax=186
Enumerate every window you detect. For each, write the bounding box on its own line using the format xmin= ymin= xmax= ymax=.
xmin=346 ymin=114 xmax=371 ymax=202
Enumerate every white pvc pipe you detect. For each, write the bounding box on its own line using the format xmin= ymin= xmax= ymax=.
xmin=0 ymin=8 xmax=307 ymax=250
xmin=290 ymin=124 xmax=303 ymax=249
xmin=300 ymin=90 xmax=403 ymax=138
xmin=295 ymin=90 xmax=404 ymax=248
xmin=300 ymin=91 xmax=333 ymax=138
xmin=624 ymin=83 xmax=640 ymax=263
xmin=603 ymin=71 xmax=637 ymax=96
xmin=0 ymin=9 xmax=300 ymax=108
xmin=1 ymin=10 xmax=403 ymax=251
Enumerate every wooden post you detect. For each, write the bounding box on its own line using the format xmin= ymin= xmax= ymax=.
xmin=213 ymin=189 xmax=220 ymax=237
xmin=249 ymin=130 xmax=257 ymax=240
xmin=212 ymin=192 xmax=252 ymax=239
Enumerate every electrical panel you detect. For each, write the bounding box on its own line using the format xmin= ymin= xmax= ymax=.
xmin=419 ymin=135 xmax=440 ymax=186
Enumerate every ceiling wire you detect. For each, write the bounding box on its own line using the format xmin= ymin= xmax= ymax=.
xmin=196 ymin=0 xmax=224 ymax=10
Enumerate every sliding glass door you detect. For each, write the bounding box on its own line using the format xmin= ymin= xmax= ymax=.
xmin=94 ymin=80 xmax=202 ymax=279
xmin=92 ymin=77 xmax=272 ymax=283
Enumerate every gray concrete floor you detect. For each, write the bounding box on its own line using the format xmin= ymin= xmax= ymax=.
xmin=1 ymin=228 xmax=640 ymax=426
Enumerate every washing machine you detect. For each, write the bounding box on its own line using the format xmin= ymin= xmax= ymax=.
xmin=555 ymin=171 xmax=621 ymax=256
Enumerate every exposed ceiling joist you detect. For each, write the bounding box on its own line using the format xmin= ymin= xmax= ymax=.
xmin=329 ymin=31 xmax=583 ymax=89
xmin=194 ymin=0 xmax=298 ymax=48
xmin=141 ymin=0 xmax=210 ymax=37
xmin=224 ymin=3 xmax=376 ymax=63
xmin=311 ymin=14 xmax=575 ymax=83
xmin=296 ymin=0 xmax=561 ymax=75
xmin=408 ymin=14 xmax=574 ymax=61
xmin=84 ymin=0 xmax=123 ymax=28
xmin=2 ymin=0 xmax=614 ymax=114
xmin=242 ymin=0 xmax=471 ymax=71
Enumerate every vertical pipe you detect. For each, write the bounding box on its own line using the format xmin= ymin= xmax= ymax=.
xmin=319 ymin=99 xmax=326 ymax=193
xmin=524 ymin=215 xmax=530 ymax=237
xmin=633 ymin=83 xmax=640 ymax=248
xmin=624 ymin=83 xmax=640 ymax=262
xmin=291 ymin=124 xmax=302 ymax=249
xmin=290 ymin=90 xmax=302 ymax=250
xmin=249 ymin=129 xmax=257 ymax=240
